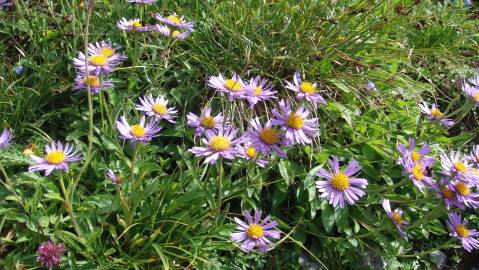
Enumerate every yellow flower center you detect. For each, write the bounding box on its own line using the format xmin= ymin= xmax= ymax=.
xmin=474 ymin=93 xmax=479 ymax=102
xmin=152 ymin=103 xmax=167 ymax=116
xmin=172 ymin=30 xmax=181 ymax=38
xmin=259 ymin=128 xmax=279 ymax=145
xmin=286 ymin=114 xmax=304 ymax=129
xmin=391 ymin=211 xmax=403 ymax=225
xmin=200 ymin=116 xmax=216 ymax=129
xmin=455 ymin=181 xmax=471 ymax=196
xmin=83 ymin=75 xmax=100 ymax=87
xmin=167 ymin=15 xmax=182 ymax=24
xmin=130 ymin=125 xmax=146 ymax=137
xmin=410 ymin=151 xmax=421 ymax=162
xmin=44 ymin=150 xmax=66 ymax=165
xmin=455 ymin=224 xmax=469 ymax=238
xmin=131 ymin=21 xmax=143 ymax=28
xmin=330 ymin=173 xmax=350 ymax=191
xmin=430 ymin=108 xmax=443 ymax=117
xmin=209 ymin=136 xmax=230 ymax=151
xmin=299 ymin=82 xmax=316 ymax=95
xmin=90 ymin=54 xmax=108 ymax=66
xmin=411 ymin=164 xmax=424 ymax=181
xmin=245 ymin=147 xmax=257 ymax=158
xmin=224 ymin=79 xmax=242 ymax=92
xmin=441 ymin=188 xmax=455 ymax=199
xmin=454 ymin=162 xmax=467 ymax=173
xmin=246 ymin=224 xmax=264 ymax=239
xmin=253 ymin=86 xmax=262 ymax=96
xmin=100 ymin=47 xmax=115 ymax=57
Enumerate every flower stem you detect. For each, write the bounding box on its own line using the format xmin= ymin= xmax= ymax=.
xmin=127 ymin=142 xmax=140 ymax=227
xmin=217 ymin=157 xmax=223 ymax=212
xmin=59 ymin=173 xmax=82 ymax=237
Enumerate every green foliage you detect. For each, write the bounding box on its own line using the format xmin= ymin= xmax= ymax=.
xmin=1 ymin=0 xmax=479 ymax=269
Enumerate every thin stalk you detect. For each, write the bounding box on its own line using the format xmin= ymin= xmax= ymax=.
xmin=127 ymin=142 xmax=140 ymax=227
xmin=217 ymin=157 xmax=223 ymax=212
xmin=59 ymin=173 xmax=82 ymax=237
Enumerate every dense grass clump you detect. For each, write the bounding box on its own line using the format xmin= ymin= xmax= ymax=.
xmin=1 ymin=0 xmax=479 ymax=269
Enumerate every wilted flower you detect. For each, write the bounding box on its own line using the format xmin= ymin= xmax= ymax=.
xmin=37 ymin=241 xmax=66 ymax=269
xmin=135 ymin=95 xmax=177 ymax=123
xmin=15 ymin=65 xmax=24 ymax=75
xmin=271 ymin=99 xmax=319 ymax=145
xmin=382 ymin=199 xmax=407 ymax=237
xmin=447 ymin=212 xmax=479 ymax=252
xmin=231 ymin=209 xmax=281 ymax=253
xmin=316 ymin=156 xmax=368 ymax=208
xmin=187 ymin=107 xmax=224 ymax=136
xmin=419 ymin=102 xmax=454 ymax=128
xmin=117 ymin=18 xmax=151 ymax=32
xmin=116 ymin=115 xmax=161 ymax=143
xmin=244 ymin=117 xmax=287 ymax=158
xmin=107 ymin=169 xmax=122 ymax=185
xmin=285 ymin=71 xmax=327 ymax=108
xmin=188 ymin=127 xmax=239 ymax=164
xmin=366 ymin=81 xmax=376 ymax=90
xmin=74 ymin=73 xmax=113 ymax=94
xmin=243 ymin=76 xmax=277 ymax=107
xmin=207 ymin=73 xmax=253 ymax=101
xmin=28 ymin=141 xmax=82 ymax=176
xmin=0 ymin=128 xmax=13 ymax=149
xmin=469 ymin=145 xmax=479 ymax=166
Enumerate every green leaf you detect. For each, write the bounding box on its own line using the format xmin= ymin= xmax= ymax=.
xmin=321 ymin=201 xmax=334 ymax=233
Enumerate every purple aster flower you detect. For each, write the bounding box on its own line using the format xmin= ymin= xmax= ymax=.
xmin=87 ymin=40 xmax=127 ymax=64
xmin=404 ymin=159 xmax=434 ymax=190
xmin=449 ymin=180 xmax=479 ymax=208
xmin=37 ymin=241 xmax=66 ymax=269
xmin=271 ymin=99 xmax=319 ymax=145
xmin=366 ymin=81 xmax=376 ymax=90
xmin=432 ymin=180 xmax=464 ymax=209
xmin=236 ymin=143 xmax=268 ymax=167
xmin=28 ymin=141 xmax=82 ymax=176
xmin=152 ymin=24 xmax=192 ymax=39
xmin=117 ymin=17 xmax=151 ymax=32
xmin=462 ymin=78 xmax=479 ymax=105
xmin=382 ymin=199 xmax=407 ymax=237
xmin=74 ymin=73 xmax=113 ymax=94
xmin=243 ymin=76 xmax=277 ymax=107
xmin=152 ymin=13 xmax=194 ymax=31
xmin=315 ymin=156 xmax=368 ymax=208
xmin=187 ymin=107 xmax=224 ymax=136
xmin=107 ymin=169 xmax=122 ymax=185
xmin=207 ymin=73 xmax=254 ymax=101
xmin=188 ymin=127 xmax=240 ymax=164
xmin=419 ymin=102 xmax=454 ymax=128
xmin=468 ymin=145 xmax=479 ymax=166
xmin=0 ymin=128 xmax=13 ymax=149
xmin=231 ymin=209 xmax=281 ymax=253
xmin=73 ymin=51 xmax=121 ymax=76
xmin=135 ymin=95 xmax=177 ymax=123
xmin=0 ymin=0 xmax=13 ymax=9
xmin=285 ymin=71 xmax=327 ymax=108
xmin=15 ymin=65 xmax=24 ymax=75
xmin=116 ymin=115 xmax=161 ymax=143
xmin=243 ymin=117 xmax=287 ymax=158
xmin=440 ymin=151 xmax=479 ymax=185
xmin=447 ymin=212 xmax=479 ymax=252
xmin=396 ymin=138 xmax=435 ymax=170
xmin=128 ymin=0 xmax=156 ymax=3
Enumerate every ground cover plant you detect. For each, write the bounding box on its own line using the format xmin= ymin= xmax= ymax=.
xmin=1 ymin=0 xmax=479 ymax=269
